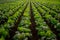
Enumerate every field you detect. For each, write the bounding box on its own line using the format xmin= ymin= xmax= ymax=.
xmin=0 ymin=0 xmax=60 ymax=40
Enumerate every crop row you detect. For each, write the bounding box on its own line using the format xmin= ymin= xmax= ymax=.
xmin=0 ymin=0 xmax=26 ymax=25
xmin=32 ymin=3 xmax=56 ymax=40
xmin=34 ymin=2 xmax=60 ymax=22
xmin=13 ymin=4 xmax=32 ymax=40
xmin=0 ymin=1 xmax=28 ymax=40
xmin=33 ymin=2 xmax=60 ymax=40
xmin=0 ymin=1 xmax=60 ymax=40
